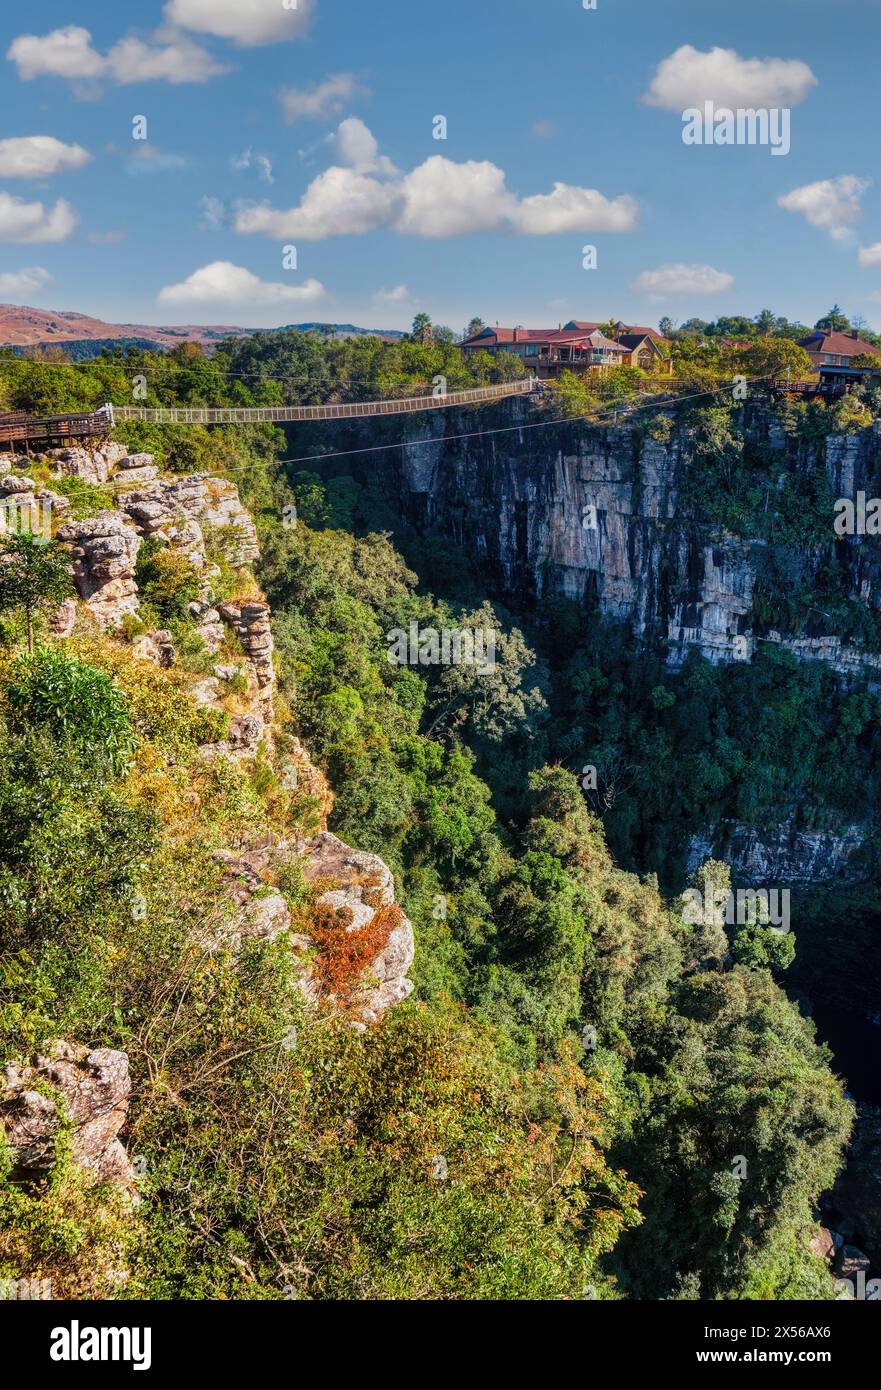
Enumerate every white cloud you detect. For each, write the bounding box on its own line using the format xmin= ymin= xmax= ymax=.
xmin=164 ymin=0 xmax=312 ymax=46
xmin=236 ymin=167 xmax=401 ymax=240
xmin=86 ymin=230 xmax=124 ymax=244
xmin=7 ymin=25 xmax=104 ymax=80
xmin=158 ymin=260 xmax=325 ymax=306
xmin=236 ymin=129 xmax=640 ymax=241
xmin=859 ymin=243 xmax=881 ymax=268
xmin=7 ymin=24 xmax=228 ymax=88
xmin=0 ymin=191 xmax=77 ymax=243
xmin=643 ymin=44 xmax=817 ymax=110
xmin=232 ymin=148 xmax=274 ymax=183
xmin=198 ymin=196 xmax=227 ymax=230
xmin=280 ymin=73 xmax=360 ymax=123
xmin=511 ymin=182 xmax=638 ymax=234
xmin=107 ymin=33 xmax=228 ymax=84
xmin=777 ymin=175 xmax=869 ymax=240
xmin=632 ymin=263 xmax=734 ymax=297
xmin=331 ymin=119 xmax=397 ymax=175
xmin=0 ymin=135 xmax=91 ymax=179
xmin=125 ymin=145 xmax=189 ymax=176
xmin=397 ymin=157 xmax=515 ymax=237
xmin=372 ymin=285 xmax=412 ymax=305
xmin=0 ymin=265 xmax=52 ymax=298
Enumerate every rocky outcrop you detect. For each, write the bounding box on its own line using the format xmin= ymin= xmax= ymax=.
xmin=116 ymin=474 xmax=258 ymax=570
xmin=0 ymin=472 xmax=70 ymax=534
xmin=218 ymin=600 xmax=275 ymax=720
xmin=132 ymin=628 xmax=176 ymax=668
xmin=686 ymin=815 xmax=866 ymax=885
xmin=207 ymin=832 xmax=414 ymax=1027
xmin=47 ymin=441 xmax=128 ymax=485
xmin=302 ymin=832 xmax=415 ymax=1025
xmin=57 ymin=512 xmax=141 ymax=628
xmin=0 ymin=1041 xmax=135 ymax=1190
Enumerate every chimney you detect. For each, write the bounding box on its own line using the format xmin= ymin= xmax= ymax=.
xmin=512 ymin=327 xmax=519 ymax=342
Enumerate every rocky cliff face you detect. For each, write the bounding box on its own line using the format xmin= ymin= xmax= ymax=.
xmin=338 ymin=399 xmax=881 ymax=676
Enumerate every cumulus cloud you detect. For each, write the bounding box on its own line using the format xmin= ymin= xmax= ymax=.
xmin=158 ymin=260 xmax=325 ymax=306
xmin=331 ymin=119 xmax=397 ymax=175
xmin=106 ymin=33 xmax=227 ymax=84
xmin=631 ymin=263 xmax=734 ymax=297
xmin=238 ymin=140 xmax=639 ymax=241
xmin=510 ymin=182 xmax=638 ymax=234
xmin=372 ymin=284 xmax=413 ymax=305
xmin=777 ymin=175 xmax=869 ymax=240
xmin=164 ymin=0 xmax=312 ymax=47
xmin=643 ymin=44 xmax=817 ymax=110
xmin=7 ymin=26 xmax=105 ymax=80
xmin=0 ymin=191 xmax=77 ymax=243
xmin=280 ymin=73 xmax=361 ymax=123
xmin=0 ymin=135 xmax=91 ymax=179
xmin=858 ymin=243 xmax=881 ymax=268
xmin=7 ymin=24 xmax=228 ymax=88
xmin=396 ymin=157 xmax=515 ymax=237
xmin=236 ymin=167 xmax=402 ymax=240
xmin=0 ymin=265 xmax=53 ymax=297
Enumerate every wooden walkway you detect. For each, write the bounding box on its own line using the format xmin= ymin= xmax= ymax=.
xmin=0 ymin=406 xmax=112 ymax=449
xmin=114 ymin=378 xmax=534 ymax=425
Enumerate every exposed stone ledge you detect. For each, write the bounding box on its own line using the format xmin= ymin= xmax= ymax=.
xmin=0 ymin=1041 xmax=135 ymax=1191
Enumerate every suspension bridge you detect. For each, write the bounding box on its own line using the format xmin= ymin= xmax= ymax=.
xmin=0 ymin=378 xmax=535 ymax=449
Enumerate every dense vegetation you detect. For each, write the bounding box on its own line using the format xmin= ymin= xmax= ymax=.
xmin=0 ymin=338 xmax=859 ymax=1300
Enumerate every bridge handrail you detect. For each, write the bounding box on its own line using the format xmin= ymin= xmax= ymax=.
xmin=114 ymin=378 xmax=533 ymax=425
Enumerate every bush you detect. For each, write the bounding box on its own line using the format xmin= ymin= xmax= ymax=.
xmin=4 ymin=648 xmax=134 ymax=776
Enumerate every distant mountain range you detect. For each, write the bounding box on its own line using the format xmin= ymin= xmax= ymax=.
xmin=0 ymin=305 xmax=404 ymax=357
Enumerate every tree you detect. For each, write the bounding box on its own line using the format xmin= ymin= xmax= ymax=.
xmin=411 ymin=313 xmax=434 ymax=344
xmin=0 ymin=534 xmax=73 ymax=654
xmin=739 ymin=337 xmax=814 ymax=380
xmin=815 ymin=305 xmax=851 ymax=333
xmin=424 ymin=602 xmax=547 ymax=743
xmin=753 ymin=308 xmax=777 ymax=337
xmin=464 ymin=317 xmax=486 ymax=340
xmin=658 ymin=317 xmax=675 ymax=338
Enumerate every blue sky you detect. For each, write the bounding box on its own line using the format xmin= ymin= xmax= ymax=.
xmin=0 ymin=0 xmax=880 ymax=334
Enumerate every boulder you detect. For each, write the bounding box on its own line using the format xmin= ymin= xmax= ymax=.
xmin=132 ymin=629 xmax=176 ymax=668
xmin=0 ymin=1041 xmax=135 ymax=1190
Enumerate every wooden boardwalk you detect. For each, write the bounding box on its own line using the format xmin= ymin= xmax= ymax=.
xmin=0 ymin=406 xmax=112 ymax=449
xmin=114 ymin=378 xmax=534 ymax=425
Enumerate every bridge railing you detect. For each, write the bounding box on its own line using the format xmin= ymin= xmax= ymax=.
xmin=114 ymin=378 xmax=533 ymax=425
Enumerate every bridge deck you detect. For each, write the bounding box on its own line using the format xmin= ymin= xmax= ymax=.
xmin=115 ymin=378 xmax=533 ymax=424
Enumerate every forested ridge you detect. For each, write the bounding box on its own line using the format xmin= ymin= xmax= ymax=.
xmin=0 ymin=336 xmax=861 ymax=1300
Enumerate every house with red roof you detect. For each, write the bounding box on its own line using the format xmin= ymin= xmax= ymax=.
xmin=459 ymin=319 xmax=672 ymax=379
xmin=798 ymin=330 xmax=881 ymax=371
xmin=797 ymin=330 xmax=881 ymax=391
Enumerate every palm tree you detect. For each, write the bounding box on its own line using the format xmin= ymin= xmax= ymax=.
xmin=411 ymin=313 xmax=433 ymax=344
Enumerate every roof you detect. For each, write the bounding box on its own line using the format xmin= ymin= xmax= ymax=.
xmin=799 ymin=331 xmax=881 ymax=358
xmin=614 ymin=322 xmax=670 ymax=344
xmin=460 ymin=326 xmax=555 ymax=345
xmin=461 ymin=325 xmax=626 ymax=351
xmin=616 ymin=333 xmax=665 ymax=352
